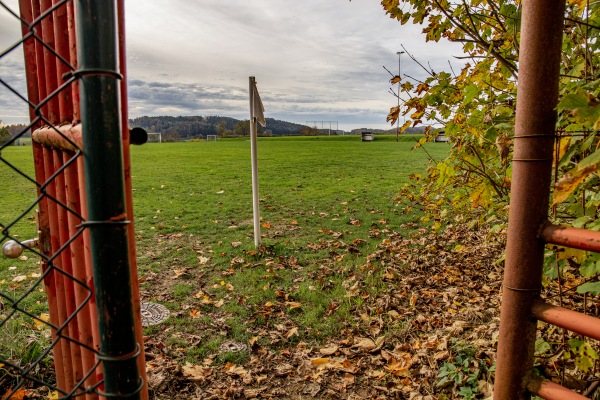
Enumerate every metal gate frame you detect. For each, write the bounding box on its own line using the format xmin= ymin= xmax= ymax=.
xmin=1 ymin=0 xmax=148 ymax=398
xmin=495 ymin=1 xmax=600 ymax=399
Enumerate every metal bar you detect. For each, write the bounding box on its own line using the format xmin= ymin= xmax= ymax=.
xmin=42 ymin=146 xmax=72 ymax=393
xmin=494 ymin=0 xmax=566 ymax=399
xmin=53 ymin=148 xmax=84 ymax=390
xmin=74 ymin=0 xmax=142 ymax=397
xmin=32 ymin=123 xmax=82 ymax=151
xmin=532 ymin=300 xmax=600 ymax=341
xmin=540 ymin=223 xmax=600 ymax=253
xmin=116 ymin=0 xmax=149 ymax=396
xmin=66 ymin=0 xmax=79 ymax=121
xmin=527 ymin=378 xmax=590 ymax=400
xmin=40 ymin=0 xmax=59 ymax=124
xmin=76 ymin=155 xmax=103 ymax=391
xmin=51 ymin=0 xmax=72 ymax=122
xmin=64 ymin=152 xmax=98 ymax=399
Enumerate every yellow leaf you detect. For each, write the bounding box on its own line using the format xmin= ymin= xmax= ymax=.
xmin=285 ymin=301 xmax=302 ymax=310
xmin=310 ymin=357 xmax=330 ymax=366
xmin=390 ymin=75 xmax=401 ymax=84
xmin=556 ymin=137 xmax=571 ymax=164
xmin=567 ymin=0 xmax=587 ymax=9
xmin=189 ymin=309 xmax=201 ymax=319
xmin=34 ymin=313 xmax=50 ymax=330
xmin=48 ymin=391 xmax=59 ymax=400
xmin=553 ymin=164 xmax=598 ymax=205
xmin=262 ymin=222 xmax=272 ymax=229
xmin=554 ymin=246 xmax=586 ymax=262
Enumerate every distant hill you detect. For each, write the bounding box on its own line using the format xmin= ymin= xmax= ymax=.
xmin=128 ymin=115 xmax=309 ymax=140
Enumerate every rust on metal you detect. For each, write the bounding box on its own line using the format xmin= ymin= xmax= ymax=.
xmin=527 ymin=377 xmax=590 ymax=400
xmin=494 ymin=0 xmax=566 ymax=398
xmin=32 ymin=124 xmax=82 ymax=152
xmin=532 ymin=300 xmax=600 ymax=341
xmin=540 ymin=222 xmax=600 ymax=253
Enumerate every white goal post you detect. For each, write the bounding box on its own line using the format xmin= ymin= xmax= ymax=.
xmin=147 ymin=132 xmax=162 ymax=143
xmin=206 ymin=135 xmax=217 ymax=141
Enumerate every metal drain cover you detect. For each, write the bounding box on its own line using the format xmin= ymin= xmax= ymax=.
xmin=219 ymin=341 xmax=248 ymax=353
xmin=141 ymin=302 xmax=170 ymax=326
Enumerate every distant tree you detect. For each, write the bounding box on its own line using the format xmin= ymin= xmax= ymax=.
xmin=162 ymin=130 xmax=180 ymax=142
xmin=0 ymin=121 xmax=11 ymax=144
xmin=299 ymin=126 xmax=319 ymax=136
xmin=233 ymin=120 xmax=251 ymax=136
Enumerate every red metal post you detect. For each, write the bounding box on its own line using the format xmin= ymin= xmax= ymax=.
xmin=531 ymin=300 xmax=600 ymax=341
xmin=43 ymin=146 xmax=74 ymax=390
xmin=39 ymin=0 xmax=59 ymax=124
xmin=117 ymin=1 xmax=149 ymax=397
xmin=52 ymin=148 xmax=84 ymax=391
xmin=63 ymin=152 xmax=99 ymax=399
xmin=494 ymin=0 xmax=566 ymax=399
xmin=527 ymin=378 xmax=590 ymax=400
xmin=540 ymin=223 xmax=600 ymax=253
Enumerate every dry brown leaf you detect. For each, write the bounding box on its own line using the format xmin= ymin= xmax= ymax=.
xmin=319 ymin=345 xmax=339 ymax=356
xmin=182 ymin=362 xmax=211 ymax=381
xmin=353 ymin=338 xmax=376 ymax=351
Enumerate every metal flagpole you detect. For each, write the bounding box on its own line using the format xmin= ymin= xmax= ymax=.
xmin=249 ymin=77 xmax=260 ymax=248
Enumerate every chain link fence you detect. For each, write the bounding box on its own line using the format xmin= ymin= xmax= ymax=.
xmin=1 ymin=1 xmax=147 ymax=398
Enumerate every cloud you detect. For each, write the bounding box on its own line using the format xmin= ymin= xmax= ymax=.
xmin=0 ymin=0 xmax=466 ymax=130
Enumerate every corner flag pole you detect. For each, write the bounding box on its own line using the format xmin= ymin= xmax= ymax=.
xmin=249 ymin=77 xmax=265 ymax=248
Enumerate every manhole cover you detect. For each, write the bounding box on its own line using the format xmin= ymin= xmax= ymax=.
xmin=219 ymin=341 xmax=248 ymax=353
xmin=141 ymin=302 xmax=169 ymax=326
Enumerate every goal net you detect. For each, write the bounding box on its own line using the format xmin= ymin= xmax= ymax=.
xmin=206 ymin=135 xmax=217 ymax=141
xmin=146 ymin=132 xmax=162 ymax=143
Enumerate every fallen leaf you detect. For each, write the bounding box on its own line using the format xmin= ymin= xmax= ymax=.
xmin=12 ymin=275 xmax=27 ymax=282
xmin=189 ymin=309 xmax=201 ymax=319
xmin=285 ymin=301 xmax=302 ymax=310
xmin=33 ymin=313 xmax=50 ymax=330
xmin=198 ymin=256 xmax=210 ymax=265
xmin=353 ymin=338 xmax=376 ymax=351
xmin=285 ymin=327 xmax=299 ymax=339
xmin=214 ymin=299 xmax=225 ymax=308
xmin=182 ymin=362 xmax=211 ymax=381
xmin=231 ymin=241 xmax=242 ymax=247
xmin=319 ymin=345 xmax=339 ymax=356
xmin=310 ymin=358 xmax=330 ymax=366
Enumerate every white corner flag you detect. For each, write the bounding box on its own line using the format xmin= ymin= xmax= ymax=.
xmin=249 ymin=77 xmax=265 ymax=248
xmin=252 ymin=78 xmax=266 ymax=128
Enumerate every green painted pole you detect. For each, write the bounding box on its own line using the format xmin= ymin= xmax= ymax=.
xmin=74 ymin=0 xmax=141 ymax=397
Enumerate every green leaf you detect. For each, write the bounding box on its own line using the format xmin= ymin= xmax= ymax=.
xmin=579 ymin=138 xmax=599 ymax=162
xmin=558 ymin=92 xmax=589 ymax=110
xmin=579 ymin=256 xmax=600 ymax=278
xmin=576 ymin=281 xmax=600 ymax=295
xmin=535 ymin=339 xmax=551 ymax=355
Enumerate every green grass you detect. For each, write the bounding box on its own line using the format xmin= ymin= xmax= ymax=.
xmin=0 ymin=135 xmax=450 ymax=368
xmin=129 ymin=135 xmax=449 ymax=360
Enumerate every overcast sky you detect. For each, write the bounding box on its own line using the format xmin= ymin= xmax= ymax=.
xmin=0 ymin=1 xmax=464 ymax=131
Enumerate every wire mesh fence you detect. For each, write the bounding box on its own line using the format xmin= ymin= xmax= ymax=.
xmin=0 ymin=1 xmax=146 ymax=398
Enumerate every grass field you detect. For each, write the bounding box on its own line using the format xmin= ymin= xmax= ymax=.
xmin=1 ymin=135 xmax=450 ymax=370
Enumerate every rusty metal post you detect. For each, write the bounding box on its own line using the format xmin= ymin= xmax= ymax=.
xmin=494 ymin=0 xmax=566 ymax=399
xmin=74 ymin=0 xmax=142 ymax=397
xmin=116 ymin=0 xmax=149 ymax=397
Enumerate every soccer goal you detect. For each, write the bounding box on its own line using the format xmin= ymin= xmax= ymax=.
xmin=146 ymin=132 xmax=162 ymax=143
xmin=206 ymin=135 xmax=217 ymax=141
